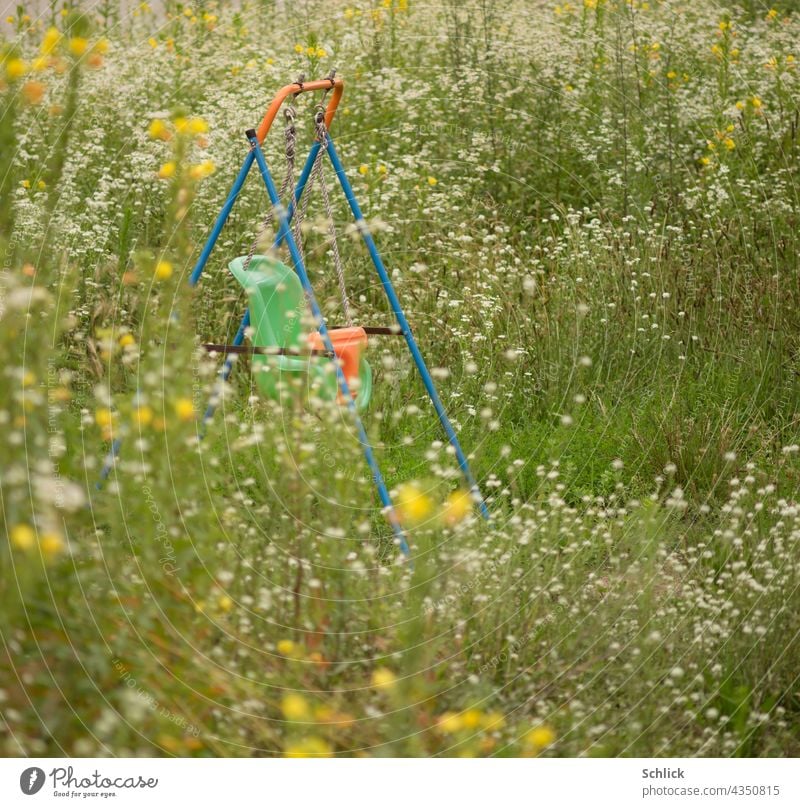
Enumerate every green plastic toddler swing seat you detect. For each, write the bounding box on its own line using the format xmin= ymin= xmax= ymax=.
xmin=228 ymin=254 xmax=372 ymax=410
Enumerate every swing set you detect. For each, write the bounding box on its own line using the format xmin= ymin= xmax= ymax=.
xmin=104 ymin=74 xmax=489 ymax=557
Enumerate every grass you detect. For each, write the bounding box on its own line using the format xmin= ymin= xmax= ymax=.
xmin=0 ymin=0 xmax=799 ymax=757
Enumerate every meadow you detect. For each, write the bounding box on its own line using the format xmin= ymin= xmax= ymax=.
xmin=1 ymin=0 xmax=799 ymax=757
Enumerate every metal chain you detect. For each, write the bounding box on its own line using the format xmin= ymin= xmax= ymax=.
xmin=310 ymin=108 xmax=353 ymax=325
xmin=241 ymin=103 xmax=301 ymax=273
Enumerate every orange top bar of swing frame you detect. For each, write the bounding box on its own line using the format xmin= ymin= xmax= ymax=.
xmin=255 ymin=77 xmax=344 ymax=144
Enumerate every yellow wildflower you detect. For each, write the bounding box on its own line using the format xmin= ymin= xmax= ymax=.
xmin=134 ymin=405 xmax=153 ymax=426
xmin=284 ymin=737 xmax=332 ymax=757
xmin=95 ymin=408 xmax=114 ymax=428
xmin=154 ymin=260 xmax=173 ymax=280
xmin=41 ymin=27 xmax=61 ymax=55
xmin=525 ymin=725 xmax=556 ymax=750
xmin=461 ymin=709 xmax=483 ymax=730
xmin=444 ymin=489 xmax=473 ymax=525
xmin=68 ymin=37 xmax=89 ymax=57
xmin=189 ymin=160 xmax=215 ymax=180
xmin=723 ymin=136 xmax=735 ymax=150
xmin=6 ymin=58 xmax=28 ymax=80
xmin=10 ymin=524 xmax=36 ymax=551
xmin=148 ymin=37 xmax=158 ymax=48
xmin=188 ymin=117 xmax=208 ymax=134
xmin=396 ymin=481 xmax=434 ymax=525
xmin=148 ymin=118 xmax=171 ymax=141
xmin=751 ymin=95 xmax=762 ymax=109
xmin=174 ymin=398 xmax=195 ymax=421
xmin=276 ymin=639 xmax=298 ymax=657
xmin=157 ymin=161 xmax=176 ymax=179
xmin=281 ymin=693 xmax=311 ymax=721
xmin=40 ymin=532 xmax=65 ymax=559
xmin=294 ymin=43 xmax=303 ymax=54
xmin=437 ymin=712 xmax=463 ymax=733
xmin=217 ymin=594 xmax=233 ymax=612
xmin=371 ymin=668 xmax=397 ymax=690
xmin=427 ymin=175 xmax=438 ymax=186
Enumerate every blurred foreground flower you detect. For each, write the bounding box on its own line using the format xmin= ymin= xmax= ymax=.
xmin=443 ymin=489 xmax=472 ymax=525
xmin=174 ymin=398 xmax=195 ymax=422
xmin=524 ymin=725 xmax=556 ymax=752
xmin=281 ymin=693 xmax=310 ymax=721
xmin=371 ymin=668 xmax=397 ymax=690
xmin=284 ymin=737 xmax=332 ymax=757
xmin=395 ymin=482 xmax=473 ymax=527
xmin=395 ymin=481 xmax=434 ymax=525
xmin=10 ymin=524 xmax=36 ymax=551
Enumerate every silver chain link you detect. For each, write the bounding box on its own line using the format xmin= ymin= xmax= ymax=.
xmin=309 ymin=108 xmax=352 ymax=325
xmin=241 ymin=103 xmax=303 ymax=273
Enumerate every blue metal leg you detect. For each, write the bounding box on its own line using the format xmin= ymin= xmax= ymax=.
xmin=97 ymin=438 xmax=121 ymax=488
xmin=189 ymin=150 xmax=256 ymax=287
xmin=324 ymin=136 xmax=490 ymax=520
xmin=247 ymin=130 xmax=411 ymax=557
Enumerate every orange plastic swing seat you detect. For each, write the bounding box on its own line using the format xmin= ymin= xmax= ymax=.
xmin=308 ymin=326 xmax=368 ymax=400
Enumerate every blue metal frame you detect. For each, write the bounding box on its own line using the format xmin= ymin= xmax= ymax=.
xmin=99 ymin=117 xmax=489 ymax=545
